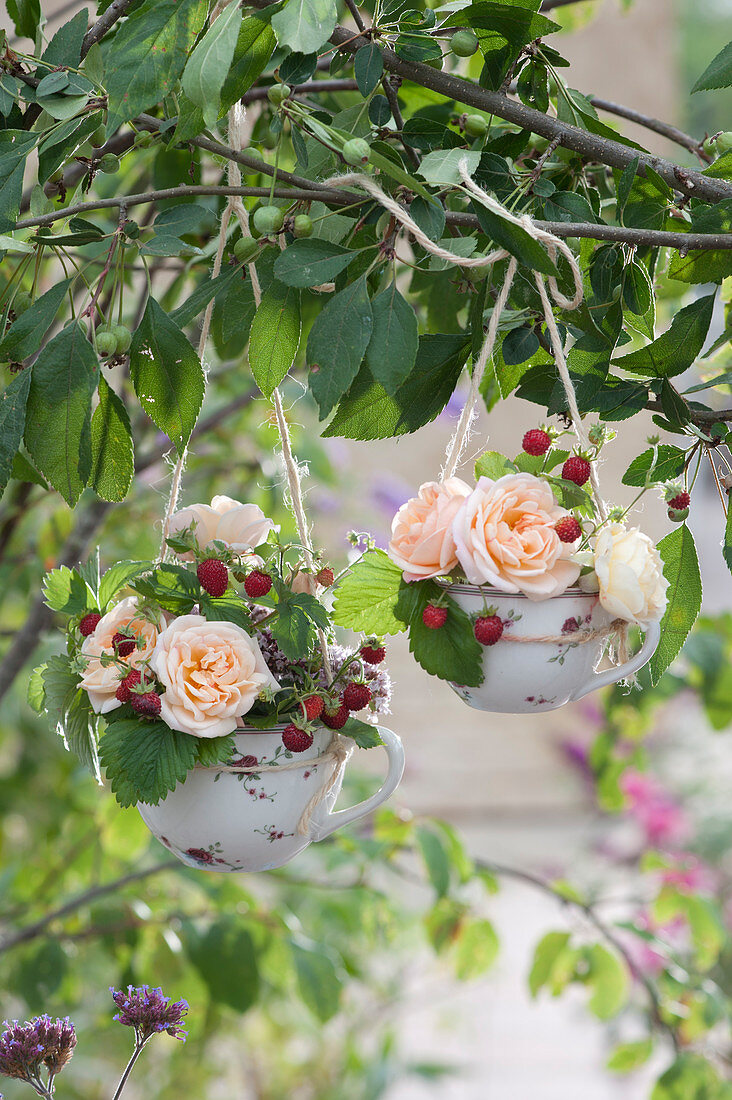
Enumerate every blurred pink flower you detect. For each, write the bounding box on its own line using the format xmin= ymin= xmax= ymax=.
xmin=660 ymin=854 xmax=716 ymax=894
xmin=620 ymin=769 xmax=691 ymax=848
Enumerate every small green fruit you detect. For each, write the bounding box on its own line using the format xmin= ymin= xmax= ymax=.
xmin=13 ymin=291 xmax=32 ymax=315
xmin=450 ymin=29 xmax=478 ymax=57
xmin=463 ymin=114 xmax=488 ymax=138
xmin=111 ymin=323 xmax=131 ymax=354
xmin=135 ymin=130 xmax=155 ymax=148
xmin=90 ymin=124 xmax=107 ymax=147
xmin=293 ymin=214 xmax=313 ymax=238
xmin=715 ymin=131 xmax=732 ymax=154
xmin=342 ymin=138 xmax=370 ymax=166
xmin=234 ymin=237 xmax=259 ymax=263
xmin=268 ymin=83 xmax=289 ymax=107
xmin=252 ymin=205 xmax=285 ymax=235
xmin=97 ymin=153 xmax=120 ymax=174
xmin=96 ymin=330 xmax=118 ymax=357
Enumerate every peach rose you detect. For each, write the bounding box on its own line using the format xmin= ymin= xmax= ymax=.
xmin=168 ymin=497 xmax=274 ymax=561
xmin=593 ymin=523 xmax=668 ymax=625
xmin=388 ymin=479 xmax=471 ymax=582
xmin=150 ymin=615 xmax=280 ymax=738
xmin=79 ymin=597 xmax=161 ymax=714
xmin=452 ymin=473 xmax=581 ymax=599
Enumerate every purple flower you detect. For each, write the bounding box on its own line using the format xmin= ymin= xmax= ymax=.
xmin=110 ymin=987 xmax=188 ymax=1043
xmin=0 ymin=1015 xmax=76 ymax=1083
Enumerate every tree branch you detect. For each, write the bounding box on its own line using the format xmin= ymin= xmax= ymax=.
xmin=588 ymin=95 xmax=709 ymax=162
xmin=80 ymin=0 xmax=136 ymax=58
xmin=242 ymin=78 xmax=359 ymax=103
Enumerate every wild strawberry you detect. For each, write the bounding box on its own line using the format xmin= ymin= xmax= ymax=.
xmin=668 ymin=506 xmax=689 ymax=523
xmin=422 ymin=603 xmax=448 ymax=629
xmin=667 ymin=490 xmax=690 ymax=511
xmin=282 ymin=724 xmax=313 ymax=753
xmin=130 ymin=691 xmax=162 ymax=718
xmin=197 ymin=557 xmax=228 ymax=597
xmin=112 ymin=632 xmax=136 ymax=658
xmin=322 ymin=702 xmax=349 ymax=729
xmin=522 ymin=428 xmax=552 ymax=456
xmin=316 ymin=566 xmax=335 ymax=587
xmin=115 ymin=668 xmax=142 ymax=702
xmin=554 ymin=516 xmax=582 ymax=543
xmin=474 ymin=615 xmax=503 ymax=646
xmin=343 ymin=682 xmax=372 ymax=711
xmin=301 ymin=694 xmax=324 ymax=721
xmin=79 ymin=611 xmax=101 ymax=637
xmin=562 ymin=455 xmax=591 ymax=486
xmin=244 ymin=570 xmax=273 ymax=598
xmin=360 ymin=641 xmax=386 ymax=664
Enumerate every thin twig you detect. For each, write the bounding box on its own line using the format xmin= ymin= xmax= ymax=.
xmin=81 ymin=0 xmax=136 ymax=58
xmin=588 ymin=95 xmax=710 ymax=162
xmin=343 ymin=0 xmax=367 ymax=33
xmin=242 ymin=78 xmax=359 ymax=103
xmin=381 ymin=74 xmax=421 ymax=169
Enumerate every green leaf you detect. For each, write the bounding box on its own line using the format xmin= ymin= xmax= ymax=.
xmin=273 ymin=239 xmax=357 ymax=288
xmin=105 ymin=0 xmax=208 ymax=131
xmin=325 ymin=334 xmax=469 ymax=440
xmin=650 ymin=526 xmax=702 ymax=684
xmin=42 ymin=9 xmax=88 ymax=67
xmin=6 ymin=0 xmax=40 ymax=39
xmin=692 ymin=41 xmax=732 ymax=93
xmin=0 ymin=280 xmax=71 ymax=364
xmin=99 ymin=717 xmax=199 ymax=807
xmin=416 ymin=824 xmax=451 ymax=898
xmin=169 ymin=267 xmax=239 ymax=329
xmin=585 ymin=943 xmax=629 ymax=1019
xmin=182 ymin=1 xmax=242 ymax=128
xmin=354 ymin=43 xmax=384 ymax=96
xmin=308 ymin=275 xmax=373 ymax=417
xmin=651 ymin=1053 xmax=732 ymax=1100
xmin=471 ymin=201 xmax=558 ymax=277
xmin=607 ymin=1039 xmax=653 ymax=1074
xmin=43 ymin=565 xmax=96 ymax=614
xmin=186 ymin=919 xmax=260 ymax=1010
xmin=196 ymin=734 xmax=236 ymax=767
xmin=474 ymin=449 xmax=517 ymax=480
xmin=99 ymin=561 xmax=150 ymax=610
xmin=396 ymin=583 xmax=483 ymax=686
xmin=454 ymin=918 xmax=499 ymax=980
xmin=365 ymin=281 xmax=419 ymax=395
xmin=248 ymin=280 xmax=301 ymax=398
xmin=418 ymin=148 xmax=481 ymax=186
xmin=271 ymin=0 xmax=339 ymax=54
xmin=41 ymin=655 xmax=100 ymax=780
xmin=24 ymin=324 xmax=98 ymax=505
xmin=528 ymin=931 xmax=571 ymax=997
xmin=341 ymin=717 xmax=383 ymax=749
xmin=133 ymin=563 xmax=200 ymax=615
xmin=333 ymin=550 xmax=407 ymax=635
xmin=89 ymin=376 xmax=134 ymax=503
xmin=269 ymin=590 xmax=330 ymax=659
xmin=622 ymin=444 xmax=686 ymax=488
xmin=0 ymin=130 xmax=38 ymax=233
xmin=0 ymin=369 xmax=31 ymax=497
xmin=129 ymin=297 xmax=205 ymax=455
xmin=291 ymin=940 xmax=342 ymax=1021
xmin=616 ymin=293 xmax=715 ymax=378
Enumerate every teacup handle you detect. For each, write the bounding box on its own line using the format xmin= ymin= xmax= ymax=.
xmin=309 ymin=727 xmax=405 ymax=842
xmin=569 ymin=619 xmax=661 ymax=702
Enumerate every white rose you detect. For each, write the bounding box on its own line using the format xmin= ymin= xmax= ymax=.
xmin=593 ymin=523 xmax=668 ymax=625
xmin=167 ymin=497 xmax=274 ymax=561
xmin=79 ymin=597 xmax=161 ymax=714
xmin=150 ymin=615 xmax=280 ymax=738
xmin=167 ymin=504 xmax=220 ymax=562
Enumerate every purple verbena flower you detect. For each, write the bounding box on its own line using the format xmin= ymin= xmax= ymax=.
xmin=0 ymin=1015 xmax=76 ymax=1083
xmin=110 ymin=986 xmax=188 ymax=1043
xmin=324 ymin=643 xmax=393 ymax=718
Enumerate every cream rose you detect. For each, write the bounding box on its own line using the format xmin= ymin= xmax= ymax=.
xmin=150 ymin=615 xmax=280 ymax=738
xmin=593 ymin=523 xmax=668 ymax=625
xmin=452 ymin=473 xmax=581 ymax=599
xmin=168 ymin=497 xmax=274 ymax=561
xmin=388 ymin=478 xmax=471 ymax=582
xmin=79 ymin=597 xmax=161 ymax=714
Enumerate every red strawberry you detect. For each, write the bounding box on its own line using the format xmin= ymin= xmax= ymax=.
xmin=112 ymin=632 xmax=136 ymax=658
xmin=244 ymin=570 xmax=273 ymax=598
xmin=301 ymin=694 xmax=324 ymax=721
xmin=197 ymin=557 xmax=228 ymax=597
xmin=522 ymin=428 xmax=552 ymax=456
xmin=282 ymin=724 xmax=313 ymax=753
xmin=667 ymin=491 xmax=690 ymax=510
xmin=562 ymin=456 xmax=591 ymax=487
xmin=474 ymin=614 xmax=503 ymax=646
xmin=129 ymin=691 xmax=162 ymax=718
xmin=79 ymin=612 xmax=101 ymax=637
xmin=360 ymin=641 xmax=386 ymax=665
xmin=322 ymin=702 xmax=349 ymax=729
xmin=116 ymin=668 xmax=142 ymax=702
xmin=554 ymin=516 xmax=582 ymax=543
xmin=316 ymin=566 xmax=335 ymax=587
xmin=422 ymin=603 xmax=448 ymax=629
xmin=343 ymin=682 xmax=372 ymax=711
